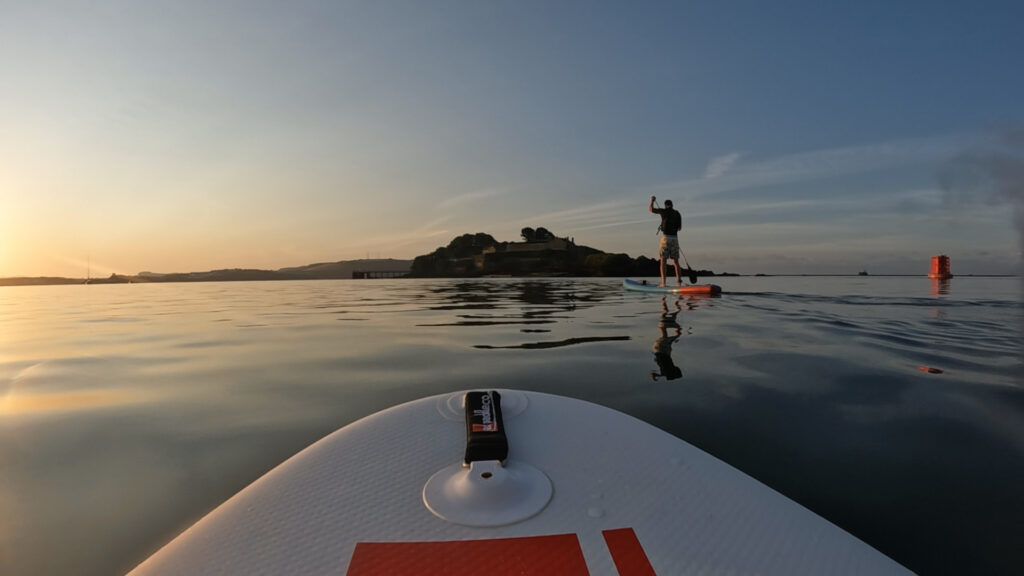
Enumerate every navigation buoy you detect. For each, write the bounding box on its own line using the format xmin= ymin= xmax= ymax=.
xmin=928 ymin=255 xmax=952 ymax=280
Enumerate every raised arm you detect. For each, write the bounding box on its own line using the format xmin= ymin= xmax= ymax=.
xmin=648 ymin=195 xmax=657 ymax=213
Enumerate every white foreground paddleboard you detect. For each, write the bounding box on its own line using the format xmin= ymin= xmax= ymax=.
xmin=131 ymin=390 xmax=913 ymax=575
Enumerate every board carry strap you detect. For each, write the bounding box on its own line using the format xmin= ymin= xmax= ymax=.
xmin=464 ymin=391 xmax=508 ymax=464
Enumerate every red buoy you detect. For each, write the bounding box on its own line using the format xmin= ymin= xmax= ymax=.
xmin=928 ymin=255 xmax=952 ymax=279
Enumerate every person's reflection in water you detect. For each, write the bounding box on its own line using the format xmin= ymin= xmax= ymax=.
xmin=651 ymin=296 xmax=683 ymax=380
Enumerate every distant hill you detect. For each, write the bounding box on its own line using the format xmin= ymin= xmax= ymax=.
xmin=0 ymin=259 xmax=413 ymax=287
xmin=277 ymin=259 xmax=412 ymax=279
xmin=0 ymin=276 xmax=85 ymax=286
xmin=138 ymin=259 xmax=413 ymax=283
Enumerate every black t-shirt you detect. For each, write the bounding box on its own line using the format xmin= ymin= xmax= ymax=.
xmin=654 ymin=208 xmax=682 ymax=235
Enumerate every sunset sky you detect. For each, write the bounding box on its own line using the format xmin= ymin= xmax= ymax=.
xmin=3 ymin=0 xmax=1023 ymax=277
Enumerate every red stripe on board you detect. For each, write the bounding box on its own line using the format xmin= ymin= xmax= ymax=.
xmin=347 ymin=533 xmax=589 ymax=576
xmin=602 ymin=528 xmax=657 ymax=576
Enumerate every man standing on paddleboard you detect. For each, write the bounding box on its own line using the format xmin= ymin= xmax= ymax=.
xmin=649 ymin=196 xmax=684 ymax=287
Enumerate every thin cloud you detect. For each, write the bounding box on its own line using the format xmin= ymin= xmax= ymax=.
xmin=939 ymin=127 xmax=1024 ymax=265
xmin=520 ymin=200 xmax=634 ymax=229
xmin=704 ymin=152 xmax=742 ymax=180
xmin=571 ymin=218 xmax=655 ymax=232
xmin=515 ymin=199 xmax=679 ymax=237
xmin=438 ymin=187 xmax=506 ymax=209
xmin=366 ymin=215 xmax=452 ymax=253
xmin=689 ymin=187 xmax=943 ymax=227
xmin=651 ymin=133 xmax=975 ymax=200
xmin=508 ymin=135 xmax=974 ymax=242
xmin=378 ymin=229 xmax=452 ymax=253
xmin=371 ymin=189 xmax=506 ymax=252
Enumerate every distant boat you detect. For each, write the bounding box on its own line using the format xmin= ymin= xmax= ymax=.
xmin=858 ymin=270 xmax=869 ymax=276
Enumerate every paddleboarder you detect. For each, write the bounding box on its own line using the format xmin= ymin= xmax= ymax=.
xmin=649 ymin=196 xmax=684 ymax=287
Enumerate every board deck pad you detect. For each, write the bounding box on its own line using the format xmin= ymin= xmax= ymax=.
xmin=131 ymin=390 xmax=913 ymax=575
xmin=623 ymin=278 xmax=722 ymax=295
xmin=347 ymin=533 xmax=592 ymax=575
xmin=345 ymin=528 xmax=655 ymax=575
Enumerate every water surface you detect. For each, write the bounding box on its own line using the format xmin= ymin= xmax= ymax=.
xmin=1 ymin=277 xmax=1021 ymax=575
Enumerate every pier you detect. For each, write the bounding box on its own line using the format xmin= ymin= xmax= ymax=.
xmin=351 ymin=270 xmax=408 ymax=279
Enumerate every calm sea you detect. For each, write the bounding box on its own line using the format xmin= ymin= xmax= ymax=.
xmin=1 ymin=277 xmax=1022 ymax=575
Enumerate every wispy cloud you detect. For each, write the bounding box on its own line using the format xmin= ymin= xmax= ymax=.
xmin=686 ymin=187 xmax=943 ymax=227
xmin=651 ymin=133 xmax=976 ymax=200
xmin=571 ymin=218 xmax=655 ymax=231
xmin=369 ymin=188 xmax=507 ymax=252
xmin=365 ymin=215 xmax=452 ymax=253
xmin=704 ymin=152 xmax=742 ymax=180
xmin=518 ymin=200 xmax=649 ymax=234
xmin=506 ymin=135 xmax=978 ymax=242
xmin=939 ymin=127 xmax=1024 ymax=262
xmin=522 ymin=200 xmax=631 ymax=226
xmin=438 ymin=187 xmax=506 ymax=209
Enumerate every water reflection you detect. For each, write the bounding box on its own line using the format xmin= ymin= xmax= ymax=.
xmin=474 ymin=335 xmax=631 ymax=350
xmin=650 ymin=296 xmax=687 ymax=380
xmin=423 ymin=280 xmax=628 ymax=349
xmin=930 ymin=278 xmax=951 ymax=296
xmin=929 ymin=279 xmax=951 ymax=320
xmin=424 ymin=279 xmax=599 ymax=310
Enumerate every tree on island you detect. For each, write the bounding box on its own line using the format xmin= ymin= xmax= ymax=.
xmin=445 ymin=232 xmax=501 ymax=258
xmin=521 ymin=226 xmax=555 ymax=242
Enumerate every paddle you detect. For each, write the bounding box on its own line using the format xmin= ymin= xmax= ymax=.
xmin=653 ymin=200 xmax=698 ymax=284
xmin=680 ymin=249 xmax=699 ymax=284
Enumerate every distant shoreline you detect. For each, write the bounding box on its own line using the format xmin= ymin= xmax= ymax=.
xmin=2 ymin=273 xmax=1017 ymax=288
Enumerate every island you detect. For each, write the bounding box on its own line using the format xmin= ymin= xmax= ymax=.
xmin=409 ymin=227 xmax=723 ymax=278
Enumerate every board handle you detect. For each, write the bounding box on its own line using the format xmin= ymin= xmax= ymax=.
xmin=464 ymin=391 xmax=509 ymax=465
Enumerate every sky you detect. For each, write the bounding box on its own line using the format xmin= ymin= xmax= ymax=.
xmin=2 ymin=0 xmax=1024 ymax=277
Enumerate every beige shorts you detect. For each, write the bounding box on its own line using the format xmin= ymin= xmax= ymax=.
xmin=659 ymin=236 xmax=680 ymax=260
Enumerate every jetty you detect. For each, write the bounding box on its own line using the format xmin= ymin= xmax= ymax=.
xmin=351 ymin=270 xmax=408 ymax=279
